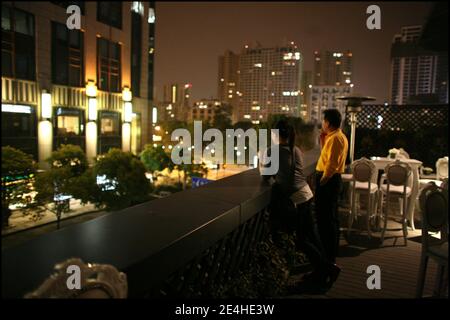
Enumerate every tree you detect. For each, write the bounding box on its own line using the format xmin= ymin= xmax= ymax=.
xmin=93 ymin=148 xmax=151 ymax=210
xmin=177 ymin=162 xmax=208 ymax=189
xmin=34 ymin=144 xmax=91 ymax=228
xmin=213 ymin=103 xmax=233 ymax=132
xmin=49 ymin=144 xmax=88 ymax=176
xmin=140 ymin=144 xmax=172 ymax=180
xmin=1 ymin=146 xmax=36 ymax=228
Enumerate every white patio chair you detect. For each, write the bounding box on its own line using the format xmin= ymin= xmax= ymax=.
xmin=420 ymin=157 xmax=448 ymax=185
xmin=379 ymin=160 xmax=412 ymax=246
xmin=25 ymin=258 xmax=128 ymax=298
xmin=416 ymin=182 xmax=448 ymax=298
xmin=347 ymin=157 xmax=378 ymax=238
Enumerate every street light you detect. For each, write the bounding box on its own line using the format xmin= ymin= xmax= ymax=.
xmin=337 ymin=94 xmax=376 ymax=164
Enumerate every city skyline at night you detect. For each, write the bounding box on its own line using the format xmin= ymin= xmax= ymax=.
xmin=154 ymin=2 xmax=434 ymax=103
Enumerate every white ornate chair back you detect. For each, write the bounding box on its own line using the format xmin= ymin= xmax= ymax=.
xmin=351 ymin=157 xmax=376 ymax=183
xmin=396 ymin=148 xmax=410 ymax=160
xmin=24 ymin=258 xmax=128 ymax=299
xmin=436 ymin=157 xmax=448 ymax=180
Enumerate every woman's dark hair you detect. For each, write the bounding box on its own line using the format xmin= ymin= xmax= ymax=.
xmin=323 ymin=109 xmax=342 ymax=129
xmin=275 ymin=119 xmax=296 ymax=152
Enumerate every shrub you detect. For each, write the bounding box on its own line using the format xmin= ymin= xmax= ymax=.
xmin=1 ymin=146 xmax=36 ymax=227
xmin=93 ymin=148 xmax=151 ymax=210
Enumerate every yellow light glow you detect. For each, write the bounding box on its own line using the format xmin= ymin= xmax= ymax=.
xmin=122 ymin=123 xmax=131 ymax=152
xmin=155 ymin=126 xmax=161 ymax=131
xmin=152 ymin=107 xmax=157 ymax=123
xmin=41 ymin=92 xmax=52 ymax=119
xmin=86 ymin=81 xmax=97 ymax=97
xmin=38 ymin=120 xmax=53 ymax=167
xmin=124 ymin=102 xmax=133 ymax=122
xmin=172 ymin=85 xmax=177 ymax=103
xmin=152 ymin=134 xmax=162 ymax=142
xmin=86 ymin=122 xmax=97 ymax=163
xmin=88 ymin=98 xmax=97 ymax=121
xmin=122 ymin=87 xmax=132 ymax=102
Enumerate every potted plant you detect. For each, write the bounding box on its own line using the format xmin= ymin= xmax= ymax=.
xmin=388 ymin=148 xmax=400 ymax=159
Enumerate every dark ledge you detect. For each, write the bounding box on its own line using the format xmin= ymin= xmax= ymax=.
xmin=1 ymin=148 xmax=320 ymax=298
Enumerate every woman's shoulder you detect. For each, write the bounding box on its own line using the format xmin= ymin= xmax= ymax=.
xmin=293 ymin=146 xmax=303 ymax=155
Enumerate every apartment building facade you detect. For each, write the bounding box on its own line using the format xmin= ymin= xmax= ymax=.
xmin=390 ymin=25 xmax=448 ymax=105
xmin=1 ymin=1 xmax=156 ymax=168
xmin=235 ymin=43 xmax=303 ymax=124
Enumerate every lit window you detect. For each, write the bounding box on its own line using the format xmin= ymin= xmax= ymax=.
xmin=254 ymin=63 xmax=262 ymax=68
xmin=131 ymin=2 xmax=144 ymax=16
xmin=244 ymin=115 xmax=251 ymax=119
xmin=283 ymin=53 xmax=293 ymax=60
xmin=148 ymin=8 xmax=156 ymax=23
xmin=57 ymin=115 xmax=80 ymax=136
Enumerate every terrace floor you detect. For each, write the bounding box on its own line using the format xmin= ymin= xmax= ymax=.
xmin=287 ymin=216 xmax=446 ymax=299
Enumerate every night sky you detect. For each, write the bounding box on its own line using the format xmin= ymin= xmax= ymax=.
xmin=154 ymin=2 xmax=433 ymax=104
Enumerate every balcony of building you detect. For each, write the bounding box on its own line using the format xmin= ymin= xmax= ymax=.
xmin=2 ymin=155 xmax=447 ymax=299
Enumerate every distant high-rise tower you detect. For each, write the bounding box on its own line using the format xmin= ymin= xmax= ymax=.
xmin=162 ymin=83 xmax=191 ymax=121
xmin=308 ymin=85 xmax=353 ymax=123
xmin=218 ymin=50 xmax=240 ymax=114
xmin=390 ymin=25 xmax=448 ymax=104
xmin=236 ymin=42 xmax=303 ymax=123
xmin=313 ymin=50 xmax=353 ymax=86
xmin=300 ymin=70 xmax=313 ymax=119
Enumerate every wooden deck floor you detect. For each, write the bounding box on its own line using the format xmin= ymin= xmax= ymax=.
xmin=287 ymin=219 xmax=446 ymax=299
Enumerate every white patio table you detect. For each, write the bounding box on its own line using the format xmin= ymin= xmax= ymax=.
xmin=370 ymin=156 xmax=422 ymax=230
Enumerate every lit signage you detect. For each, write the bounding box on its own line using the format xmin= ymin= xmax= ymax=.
xmin=1 ymin=104 xmax=32 ymax=114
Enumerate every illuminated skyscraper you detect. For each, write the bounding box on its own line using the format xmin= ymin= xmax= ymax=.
xmin=313 ymin=50 xmax=353 ymax=86
xmin=236 ymin=42 xmax=303 ymax=124
xmin=218 ymin=50 xmax=240 ymax=117
xmin=162 ymin=83 xmax=192 ymax=121
xmin=390 ymin=25 xmax=448 ymax=104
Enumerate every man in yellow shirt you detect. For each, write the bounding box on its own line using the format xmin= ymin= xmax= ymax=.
xmin=315 ymin=109 xmax=348 ymax=284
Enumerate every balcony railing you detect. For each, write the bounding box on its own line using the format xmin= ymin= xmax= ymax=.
xmin=97 ymin=91 xmax=122 ymax=112
xmin=1 ymin=77 xmax=38 ymax=105
xmin=1 ymin=148 xmax=320 ymax=298
xmin=51 ymin=85 xmax=86 ymax=109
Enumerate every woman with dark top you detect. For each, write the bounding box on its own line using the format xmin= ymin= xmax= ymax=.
xmin=262 ymin=119 xmax=340 ymax=293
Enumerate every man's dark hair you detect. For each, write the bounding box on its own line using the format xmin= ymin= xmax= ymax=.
xmin=323 ymin=109 xmax=342 ymax=129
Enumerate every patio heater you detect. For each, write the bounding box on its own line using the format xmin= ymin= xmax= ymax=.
xmin=337 ymin=94 xmax=376 ymax=164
